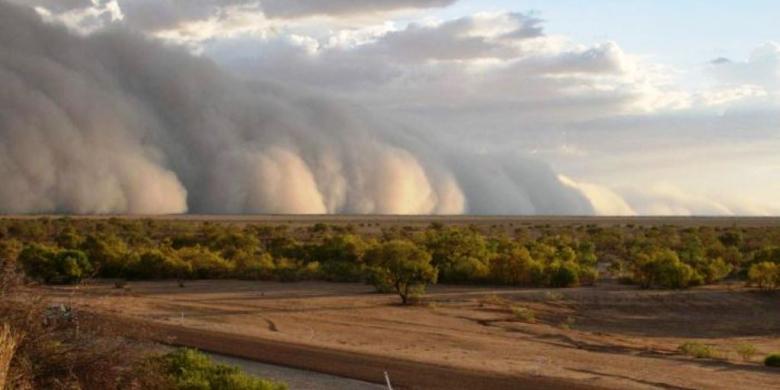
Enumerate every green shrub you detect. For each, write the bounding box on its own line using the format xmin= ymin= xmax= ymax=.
xmin=423 ymin=227 xmax=489 ymax=283
xmin=635 ymin=250 xmax=697 ymax=289
xmin=177 ymin=246 xmax=233 ymax=279
xmin=765 ymin=353 xmax=780 ymax=367
xmin=234 ymin=253 xmax=275 ymax=280
xmin=18 ymin=245 xmax=93 ymax=284
xmin=18 ymin=244 xmax=58 ymax=283
xmin=548 ymin=261 xmax=580 ymax=288
xmin=678 ymin=342 xmax=714 ymax=359
xmin=511 ymin=305 xmax=536 ymax=323
xmin=577 ymin=266 xmax=599 ymax=286
xmin=748 ymin=262 xmax=779 ymax=291
xmin=319 ymin=261 xmax=363 ymax=282
xmin=129 ymin=249 xmax=191 ymax=280
xmin=273 ymin=259 xmax=303 ymax=282
xmin=735 ymin=344 xmax=758 ymax=362
xmin=82 ymin=235 xmax=132 ymax=277
xmin=489 ymin=248 xmax=534 ymax=285
xmin=298 ymin=261 xmax=321 ymax=280
xmin=701 ymin=257 xmax=732 ymax=284
xmin=270 ymin=258 xmax=319 ymax=282
xmin=447 ymin=256 xmax=490 ymax=283
xmin=154 ymin=348 xmax=287 ymax=390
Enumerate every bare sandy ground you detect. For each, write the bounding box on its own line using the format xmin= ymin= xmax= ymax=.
xmin=35 ymin=281 xmax=780 ymax=389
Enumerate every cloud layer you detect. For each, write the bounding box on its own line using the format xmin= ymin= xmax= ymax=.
xmin=3 ymin=0 xmax=779 ymax=215
xmin=260 ymin=0 xmax=456 ymax=19
xmin=0 ymin=1 xmax=596 ymax=215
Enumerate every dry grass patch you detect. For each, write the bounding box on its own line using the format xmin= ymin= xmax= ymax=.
xmin=678 ymin=342 xmax=715 ymax=359
xmin=511 ymin=305 xmax=536 ymax=323
xmin=0 ymin=323 xmax=21 ymax=389
xmin=735 ymin=344 xmax=758 ymax=362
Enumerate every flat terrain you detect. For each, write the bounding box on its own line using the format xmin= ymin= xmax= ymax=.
xmin=33 ymin=280 xmax=780 ymax=389
xmin=10 ymin=214 xmax=780 ymax=228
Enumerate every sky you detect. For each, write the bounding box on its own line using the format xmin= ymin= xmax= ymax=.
xmin=1 ymin=0 xmax=779 ymax=215
xmin=453 ymin=1 xmax=780 ymax=69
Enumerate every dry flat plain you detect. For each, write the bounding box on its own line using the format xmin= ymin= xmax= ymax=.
xmin=23 ymin=214 xmax=780 ymax=228
xmin=36 ymin=279 xmax=780 ymax=390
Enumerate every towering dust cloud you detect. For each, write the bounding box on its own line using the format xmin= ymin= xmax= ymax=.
xmin=0 ymin=1 xmax=593 ymax=215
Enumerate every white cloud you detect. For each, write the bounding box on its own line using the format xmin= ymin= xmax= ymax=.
xmin=32 ymin=0 xmax=124 ymax=34
xmin=709 ymin=42 xmax=780 ymax=91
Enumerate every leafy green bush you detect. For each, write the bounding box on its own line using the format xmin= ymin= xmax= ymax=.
xmin=765 ymin=353 xmax=780 ymax=367
xmin=153 ymin=348 xmax=287 ymax=390
xmin=698 ymin=257 xmax=732 ymax=284
xmin=547 ymin=261 xmax=580 ymax=288
xmin=748 ymin=262 xmax=779 ymax=291
xmin=269 ymin=258 xmax=316 ymax=282
xmin=423 ymin=227 xmax=489 ymax=283
xmin=128 ymin=249 xmax=191 ymax=280
xmin=81 ymin=234 xmax=131 ymax=277
xmin=577 ymin=266 xmax=599 ymax=286
xmin=634 ymin=250 xmax=698 ymax=289
xmin=233 ymin=253 xmax=275 ymax=280
xmin=447 ymin=256 xmax=490 ymax=283
xmin=489 ymin=248 xmax=535 ymax=285
xmin=18 ymin=245 xmax=93 ymax=284
xmin=177 ymin=246 xmax=233 ymax=279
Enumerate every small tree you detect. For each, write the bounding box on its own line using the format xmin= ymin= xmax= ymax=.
xmin=748 ymin=262 xmax=779 ymax=291
xmin=634 ymin=249 xmax=696 ymax=289
xmin=366 ymin=240 xmax=437 ymax=304
xmin=547 ymin=261 xmax=581 ymax=288
xmin=489 ymin=247 xmax=535 ymax=285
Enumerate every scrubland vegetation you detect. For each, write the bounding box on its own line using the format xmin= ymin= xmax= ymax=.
xmin=3 ymin=217 xmax=777 ymax=389
xmin=137 ymin=348 xmax=287 ymax=389
xmin=2 ymin=218 xmax=779 ymax=303
xmin=0 ymin=245 xmax=284 ymax=389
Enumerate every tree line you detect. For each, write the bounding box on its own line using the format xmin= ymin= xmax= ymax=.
xmin=0 ymin=218 xmax=778 ymax=303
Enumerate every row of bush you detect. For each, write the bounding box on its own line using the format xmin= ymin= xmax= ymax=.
xmin=677 ymin=341 xmax=780 ymax=367
xmin=2 ymin=218 xmax=779 ymax=293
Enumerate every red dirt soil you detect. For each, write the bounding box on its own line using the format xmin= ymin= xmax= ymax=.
xmin=34 ymin=280 xmax=780 ymax=390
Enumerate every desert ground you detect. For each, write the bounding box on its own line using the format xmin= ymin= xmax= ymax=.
xmin=32 ymin=279 xmax=780 ymax=389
